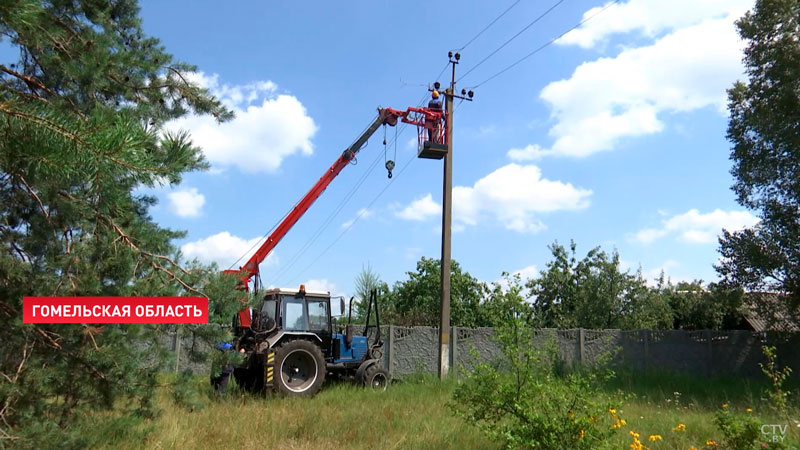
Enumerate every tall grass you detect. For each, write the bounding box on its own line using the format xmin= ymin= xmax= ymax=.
xmin=98 ymin=375 xmax=494 ymax=450
xmin=78 ymin=370 xmax=798 ymax=449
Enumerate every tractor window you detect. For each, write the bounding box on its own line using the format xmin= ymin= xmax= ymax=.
xmin=307 ymin=299 xmax=329 ymax=331
xmin=283 ymin=297 xmax=307 ymax=331
xmin=260 ymin=300 xmax=277 ymax=321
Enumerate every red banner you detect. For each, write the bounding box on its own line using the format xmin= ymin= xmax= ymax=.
xmin=22 ymin=297 xmax=208 ymax=323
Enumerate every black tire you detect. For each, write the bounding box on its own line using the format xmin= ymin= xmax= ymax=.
xmin=363 ymin=365 xmax=391 ymax=391
xmin=274 ymin=339 xmax=326 ymax=397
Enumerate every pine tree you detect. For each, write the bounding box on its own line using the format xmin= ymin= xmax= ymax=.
xmin=0 ymin=1 xmax=240 ymax=446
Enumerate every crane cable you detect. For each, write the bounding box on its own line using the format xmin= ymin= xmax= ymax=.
xmin=464 ymin=0 xmax=621 ymax=89
xmin=456 ymin=0 xmax=566 ymax=83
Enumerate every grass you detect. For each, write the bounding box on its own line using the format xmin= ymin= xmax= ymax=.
xmin=105 ymin=375 xmax=495 ymax=450
xmin=81 ymin=370 xmax=799 ymax=449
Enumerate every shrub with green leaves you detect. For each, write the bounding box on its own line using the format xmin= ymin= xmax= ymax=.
xmin=451 ymin=276 xmax=620 ymax=449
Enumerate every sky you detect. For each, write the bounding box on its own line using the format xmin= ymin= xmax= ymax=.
xmin=137 ymin=0 xmax=759 ymax=298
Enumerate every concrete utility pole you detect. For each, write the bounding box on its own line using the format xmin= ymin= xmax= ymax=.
xmin=437 ymin=52 xmax=473 ymax=379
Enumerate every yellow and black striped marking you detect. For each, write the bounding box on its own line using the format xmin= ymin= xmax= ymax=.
xmin=264 ymin=351 xmax=275 ymax=388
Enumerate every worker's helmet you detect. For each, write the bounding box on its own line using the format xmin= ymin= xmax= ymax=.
xmin=432 ymin=90 xmax=440 ymax=99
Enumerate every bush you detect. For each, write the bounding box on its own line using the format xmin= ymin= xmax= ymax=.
xmin=450 ymin=281 xmax=621 ymax=449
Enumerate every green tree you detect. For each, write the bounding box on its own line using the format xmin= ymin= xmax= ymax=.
xmin=350 ymin=262 xmax=382 ymax=319
xmin=388 ymin=256 xmax=488 ymax=327
xmin=660 ymin=281 xmax=745 ymax=330
xmin=528 ymin=241 xmax=670 ymax=329
xmin=717 ymin=0 xmax=800 ymax=326
xmin=0 ymin=1 xmax=237 ymax=446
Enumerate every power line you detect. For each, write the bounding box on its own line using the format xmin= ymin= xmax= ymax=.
xmin=457 ymin=0 xmax=565 ymax=82
xmin=268 ymin=139 xmax=390 ymax=285
xmin=225 ymin=114 xmax=384 ymax=271
xmin=289 ymin=146 xmax=419 ymax=284
xmin=466 ymin=0 xmax=620 ymax=89
xmin=456 ymin=0 xmax=524 ymax=52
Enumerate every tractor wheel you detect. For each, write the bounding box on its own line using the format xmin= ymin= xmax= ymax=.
xmin=363 ymin=365 xmax=391 ymax=391
xmin=274 ymin=339 xmax=325 ymax=397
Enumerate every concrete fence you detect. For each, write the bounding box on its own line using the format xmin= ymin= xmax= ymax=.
xmin=168 ymin=327 xmax=800 ymax=379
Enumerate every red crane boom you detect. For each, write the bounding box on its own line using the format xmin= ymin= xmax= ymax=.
xmin=222 ymin=105 xmax=443 ymax=291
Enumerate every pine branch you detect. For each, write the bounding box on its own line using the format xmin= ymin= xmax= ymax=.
xmin=106 ymin=219 xmax=206 ymax=297
xmin=0 ymin=65 xmax=53 ymax=97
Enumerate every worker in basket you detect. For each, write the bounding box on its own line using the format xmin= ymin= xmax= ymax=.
xmin=427 ymin=90 xmax=443 ymax=142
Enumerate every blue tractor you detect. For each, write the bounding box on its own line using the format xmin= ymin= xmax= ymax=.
xmin=231 ymin=286 xmax=388 ymax=396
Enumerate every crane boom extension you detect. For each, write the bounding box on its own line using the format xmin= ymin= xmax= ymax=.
xmin=223 ymin=107 xmax=405 ymax=290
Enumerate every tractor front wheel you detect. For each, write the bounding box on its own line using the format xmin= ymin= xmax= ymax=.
xmin=274 ymin=339 xmax=326 ymax=397
xmin=363 ymin=365 xmax=391 ymax=391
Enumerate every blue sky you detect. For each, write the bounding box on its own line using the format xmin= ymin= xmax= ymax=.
xmin=138 ymin=0 xmax=758 ymax=297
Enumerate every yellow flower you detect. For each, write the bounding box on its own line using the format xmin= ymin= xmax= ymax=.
xmin=721 ymin=403 xmax=728 ymax=409
xmin=579 ymin=429 xmax=585 ymax=440
xmin=746 ymin=408 xmax=752 ymax=413
xmin=706 ymin=439 xmax=718 ymax=448
xmin=689 ymin=447 xmax=698 ymax=450
xmin=673 ymin=423 xmax=686 ymax=431
xmin=609 ymin=408 xmax=617 ymax=415
xmin=629 ymin=431 xmax=640 ymax=438
xmin=620 ymin=419 xmax=627 ymax=426
xmin=648 ymin=434 xmax=663 ymax=442
xmin=589 ymin=416 xmax=598 ymax=423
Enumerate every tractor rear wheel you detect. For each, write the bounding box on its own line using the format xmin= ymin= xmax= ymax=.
xmin=363 ymin=365 xmax=391 ymax=391
xmin=274 ymin=339 xmax=325 ymax=397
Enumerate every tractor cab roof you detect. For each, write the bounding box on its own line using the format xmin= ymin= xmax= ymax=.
xmin=263 ymin=287 xmax=331 ymax=297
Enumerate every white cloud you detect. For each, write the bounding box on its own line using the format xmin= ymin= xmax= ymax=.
xmin=516 ymin=2 xmax=750 ymax=160
xmin=395 ymin=194 xmax=441 ymax=221
xmin=558 ymin=0 xmax=751 ymax=49
xmin=181 ymin=231 xmax=278 ymax=269
xmin=165 ymin=72 xmax=317 ymax=173
xmin=167 ymin=187 xmax=205 ymax=218
xmin=454 ymin=164 xmax=591 ymax=233
xmin=396 ymin=164 xmax=591 ymax=233
xmin=634 ymin=209 xmax=760 ymax=244
xmin=341 ymin=208 xmax=373 ymax=229
xmin=507 ymin=144 xmax=548 ymax=162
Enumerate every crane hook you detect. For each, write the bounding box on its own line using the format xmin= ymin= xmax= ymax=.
xmin=385 ymin=160 xmax=395 ymax=179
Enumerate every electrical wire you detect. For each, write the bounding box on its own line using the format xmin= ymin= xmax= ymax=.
xmin=457 ymin=0 xmax=565 ymax=83
xmin=465 ymin=0 xmax=621 ymax=89
xmin=225 ymin=113 xmax=382 ymax=272
xmin=457 ymin=0 xmax=524 ymax=52
xmin=273 ymin=89 xmax=434 ymax=286
xmin=270 ymin=123 xmax=411 ymax=287
xmin=289 ymin=144 xmax=419 ymax=284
